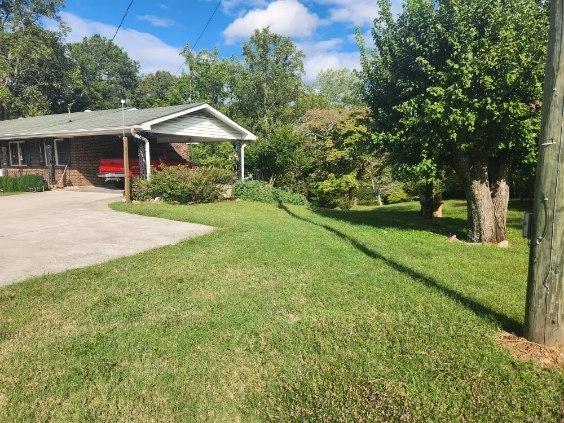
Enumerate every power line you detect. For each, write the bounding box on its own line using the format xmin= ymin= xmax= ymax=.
xmin=66 ymin=0 xmax=135 ymax=112
xmin=110 ymin=0 xmax=135 ymax=42
xmin=193 ymin=0 xmax=222 ymax=50
xmin=175 ymin=0 xmax=222 ymax=76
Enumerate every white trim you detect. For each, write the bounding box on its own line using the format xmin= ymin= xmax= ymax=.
xmin=0 ymin=104 xmax=257 ymax=142
xmin=8 ymin=141 xmax=25 ymax=166
xmin=140 ymin=104 xmax=257 ymax=141
xmin=54 ymin=139 xmax=61 ymax=165
xmin=39 ymin=141 xmax=48 ymax=165
xmin=0 ymin=126 xmax=144 ymax=141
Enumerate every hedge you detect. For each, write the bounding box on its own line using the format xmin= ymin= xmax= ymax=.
xmin=233 ymin=180 xmax=308 ymax=206
xmin=0 ymin=174 xmax=48 ymax=192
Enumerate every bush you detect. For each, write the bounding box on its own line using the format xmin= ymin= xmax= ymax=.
xmin=356 ymin=181 xmax=381 ymax=206
xmin=233 ymin=180 xmax=308 ymax=206
xmin=0 ymin=174 xmax=47 ymax=192
xmin=132 ymin=166 xmax=234 ymax=204
xmin=314 ymin=172 xmax=360 ymax=210
xmin=382 ymin=183 xmax=409 ymax=204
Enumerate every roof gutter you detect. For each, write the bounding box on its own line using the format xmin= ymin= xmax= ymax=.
xmin=0 ymin=126 xmax=144 ymax=141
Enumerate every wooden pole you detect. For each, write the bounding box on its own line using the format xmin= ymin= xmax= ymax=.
xmin=123 ymin=136 xmax=131 ymax=203
xmin=524 ymin=0 xmax=564 ymax=346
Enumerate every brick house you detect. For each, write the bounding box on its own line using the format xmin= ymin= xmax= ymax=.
xmin=0 ymin=103 xmax=256 ymax=187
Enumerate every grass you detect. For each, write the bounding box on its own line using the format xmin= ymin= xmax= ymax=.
xmin=0 ymin=199 xmax=562 ymax=421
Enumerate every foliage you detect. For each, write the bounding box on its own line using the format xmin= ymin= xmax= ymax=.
xmin=168 ymin=47 xmax=239 ymax=109
xmin=233 ymin=180 xmax=308 ymax=206
xmin=299 ymin=107 xmax=380 ymax=207
xmin=246 ymin=124 xmax=307 ymax=188
xmin=132 ymin=166 xmax=233 ymax=204
xmin=0 ymin=23 xmax=69 ymax=119
xmin=0 ymin=173 xmax=47 ymax=192
xmin=314 ymin=68 xmax=363 ymax=107
xmin=233 ymin=28 xmax=305 ymax=135
xmin=359 ymin=0 xmax=548 ymax=241
xmin=381 ymin=182 xmax=410 ymax=204
xmin=68 ymin=35 xmax=139 ymax=111
xmin=190 ymin=142 xmax=235 ymax=171
xmin=314 ymin=172 xmax=360 ymax=210
xmin=0 ymin=0 xmax=63 ymax=31
xmin=133 ymin=71 xmax=177 ymax=109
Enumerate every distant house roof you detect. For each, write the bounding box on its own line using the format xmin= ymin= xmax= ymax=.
xmin=0 ymin=103 xmax=257 ymax=142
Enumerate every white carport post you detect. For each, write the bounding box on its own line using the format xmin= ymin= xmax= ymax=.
xmin=145 ymin=137 xmax=151 ymax=179
xmin=236 ymin=141 xmax=246 ymax=180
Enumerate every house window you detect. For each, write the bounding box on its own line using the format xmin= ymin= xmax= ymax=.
xmin=39 ymin=142 xmax=47 ymax=166
xmin=53 ymin=139 xmax=70 ymax=166
xmin=9 ymin=141 xmax=26 ymax=166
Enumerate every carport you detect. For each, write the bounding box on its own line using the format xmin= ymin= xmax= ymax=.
xmin=0 ymin=103 xmax=256 ymax=187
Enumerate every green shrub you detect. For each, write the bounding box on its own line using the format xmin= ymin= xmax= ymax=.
xmin=314 ymin=172 xmax=360 ymax=210
xmin=131 ymin=177 xmax=152 ymax=201
xmin=233 ymin=180 xmax=308 ymax=206
xmin=132 ymin=166 xmax=234 ymax=204
xmin=383 ymin=183 xmax=409 ymax=204
xmin=0 ymin=174 xmax=47 ymax=192
xmin=356 ymin=181 xmax=381 ymax=206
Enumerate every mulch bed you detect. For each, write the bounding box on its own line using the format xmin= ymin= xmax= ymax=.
xmin=497 ymin=331 xmax=563 ymax=369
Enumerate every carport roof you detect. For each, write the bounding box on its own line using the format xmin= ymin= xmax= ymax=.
xmin=0 ymin=103 xmax=256 ymax=141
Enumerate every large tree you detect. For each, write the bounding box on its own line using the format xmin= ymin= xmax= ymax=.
xmin=233 ymin=27 xmax=305 ymax=135
xmin=360 ymin=0 xmax=548 ymax=242
xmin=0 ymin=0 xmax=68 ymax=119
xmin=133 ymin=71 xmax=177 ymax=109
xmin=314 ymin=68 xmax=363 ymax=107
xmin=0 ymin=0 xmax=63 ymax=31
xmin=167 ymin=47 xmax=239 ymax=110
xmin=68 ymin=35 xmax=139 ymax=111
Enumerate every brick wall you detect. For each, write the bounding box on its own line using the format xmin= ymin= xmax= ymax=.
xmin=0 ymin=137 xmax=192 ymax=187
xmin=170 ymin=143 xmax=190 ymax=161
xmin=0 ymin=136 xmax=122 ymax=187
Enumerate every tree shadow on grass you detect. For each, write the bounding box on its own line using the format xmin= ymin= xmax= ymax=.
xmin=276 ymin=201 xmax=522 ymax=335
xmin=313 ymin=202 xmax=468 ymax=239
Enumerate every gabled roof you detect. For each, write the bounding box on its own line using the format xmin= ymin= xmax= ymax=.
xmin=0 ymin=103 xmax=256 ymax=141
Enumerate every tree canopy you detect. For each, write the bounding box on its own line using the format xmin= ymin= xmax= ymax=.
xmin=359 ymin=0 xmax=548 ymax=242
xmin=314 ymin=68 xmax=363 ymax=107
xmin=233 ymin=27 xmax=305 ymax=135
xmin=68 ymin=35 xmax=139 ymax=111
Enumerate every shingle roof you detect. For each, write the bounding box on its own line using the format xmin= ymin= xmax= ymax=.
xmin=0 ymin=104 xmax=203 ymax=140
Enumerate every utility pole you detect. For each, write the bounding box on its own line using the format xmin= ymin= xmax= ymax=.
xmin=121 ymin=99 xmax=131 ymax=203
xmin=524 ymin=0 xmax=563 ymax=346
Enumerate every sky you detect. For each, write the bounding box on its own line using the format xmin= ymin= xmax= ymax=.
xmin=49 ymin=0 xmax=403 ymax=81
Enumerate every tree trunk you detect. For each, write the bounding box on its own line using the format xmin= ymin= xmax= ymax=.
xmin=455 ymin=156 xmax=498 ymax=243
xmin=490 ymin=161 xmax=510 ymax=242
xmin=525 ymin=0 xmax=564 ymax=346
xmin=420 ymin=182 xmax=444 ymax=219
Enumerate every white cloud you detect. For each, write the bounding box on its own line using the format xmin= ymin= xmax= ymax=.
xmin=50 ymin=12 xmax=184 ymax=74
xmin=137 ymin=14 xmax=175 ymax=28
xmin=317 ymin=0 xmax=379 ymax=26
xmin=223 ymin=0 xmax=319 ymax=44
xmin=299 ymin=39 xmax=360 ymax=81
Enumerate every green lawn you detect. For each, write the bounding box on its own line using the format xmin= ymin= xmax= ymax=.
xmin=0 ymin=200 xmax=561 ymax=421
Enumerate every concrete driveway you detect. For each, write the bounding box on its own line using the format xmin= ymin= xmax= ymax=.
xmin=0 ymin=188 xmax=213 ymax=287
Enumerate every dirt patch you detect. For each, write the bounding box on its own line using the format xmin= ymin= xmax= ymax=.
xmin=497 ymin=331 xmax=563 ymax=369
